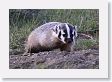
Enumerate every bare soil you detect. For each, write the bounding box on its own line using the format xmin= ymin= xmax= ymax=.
xmin=9 ymin=49 xmax=99 ymax=69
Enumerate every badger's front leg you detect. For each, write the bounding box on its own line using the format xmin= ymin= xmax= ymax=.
xmin=60 ymin=42 xmax=74 ymax=52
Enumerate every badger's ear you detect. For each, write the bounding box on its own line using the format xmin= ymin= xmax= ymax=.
xmin=52 ymin=25 xmax=59 ymax=34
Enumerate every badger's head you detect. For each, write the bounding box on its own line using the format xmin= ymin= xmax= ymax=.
xmin=52 ymin=23 xmax=77 ymax=44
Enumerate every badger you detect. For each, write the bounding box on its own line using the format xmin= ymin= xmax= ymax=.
xmin=24 ymin=22 xmax=77 ymax=55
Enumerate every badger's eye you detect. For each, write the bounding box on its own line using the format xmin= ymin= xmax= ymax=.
xmin=73 ymin=31 xmax=77 ymax=37
xmin=63 ymin=34 xmax=66 ymax=37
xmin=74 ymin=31 xmax=76 ymax=36
xmin=71 ymin=34 xmax=73 ymax=37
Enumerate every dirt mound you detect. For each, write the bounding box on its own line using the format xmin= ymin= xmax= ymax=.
xmin=9 ymin=49 xmax=99 ymax=69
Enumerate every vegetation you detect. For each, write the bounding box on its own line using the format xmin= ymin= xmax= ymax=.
xmin=9 ymin=9 xmax=99 ymax=54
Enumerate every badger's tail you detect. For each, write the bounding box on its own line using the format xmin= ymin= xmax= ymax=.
xmin=22 ymin=41 xmax=31 ymax=56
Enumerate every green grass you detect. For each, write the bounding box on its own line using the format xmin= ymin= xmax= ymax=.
xmin=75 ymin=39 xmax=98 ymax=50
xmin=10 ymin=23 xmax=36 ymax=49
xmin=9 ymin=9 xmax=99 ymax=54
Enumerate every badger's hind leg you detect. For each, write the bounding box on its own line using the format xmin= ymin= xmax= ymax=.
xmin=23 ymin=50 xmax=30 ymax=56
xmin=23 ymin=46 xmax=31 ymax=56
xmin=23 ymin=45 xmax=34 ymax=56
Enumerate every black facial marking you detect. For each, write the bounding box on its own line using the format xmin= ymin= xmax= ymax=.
xmin=68 ymin=26 xmax=73 ymax=39
xmin=66 ymin=24 xmax=75 ymax=42
xmin=58 ymin=31 xmax=61 ymax=39
xmin=63 ymin=30 xmax=68 ymax=38
xmin=74 ymin=31 xmax=76 ymax=36
xmin=63 ymin=34 xmax=67 ymax=37
xmin=67 ymin=24 xmax=74 ymax=30
xmin=55 ymin=26 xmax=58 ymax=34
xmin=59 ymin=26 xmax=61 ymax=30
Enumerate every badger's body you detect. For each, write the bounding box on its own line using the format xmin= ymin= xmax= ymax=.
xmin=24 ymin=22 xmax=77 ymax=54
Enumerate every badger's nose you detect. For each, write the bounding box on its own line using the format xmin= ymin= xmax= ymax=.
xmin=66 ymin=38 xmax=72 ymax=43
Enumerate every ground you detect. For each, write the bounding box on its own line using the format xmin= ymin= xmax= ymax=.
xmin=9 ymin=49 xmax=99 ymax=69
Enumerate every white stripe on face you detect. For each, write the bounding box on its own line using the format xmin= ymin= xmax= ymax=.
xmin=60 ymin=30 xmax=66 ymax=43
xmin=65 ymin=24 xmax=70 ymax=38
xmin=72 ymin=30 xmax=74 ymax=40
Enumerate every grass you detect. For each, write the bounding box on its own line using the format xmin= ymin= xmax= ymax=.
xmin=9 ymin=9 xmax=99 ymax=54
xmin=75 ymin=39 xmax=98 ymax=50
xmin=10 ymin=23 xmax=37 ymax=49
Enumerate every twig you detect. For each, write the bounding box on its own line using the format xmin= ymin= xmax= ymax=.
xmin=79 ymin=16 xmax=84 ymax=28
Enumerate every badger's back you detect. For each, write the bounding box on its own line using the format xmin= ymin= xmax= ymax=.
xmin=26 ymin=22 xmax=62 ymax=53
xmin=34 ymin=22 xmax=60 ymax=32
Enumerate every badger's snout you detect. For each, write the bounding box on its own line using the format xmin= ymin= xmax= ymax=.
xmin=65 ymin=38 xmax=73 ymax=43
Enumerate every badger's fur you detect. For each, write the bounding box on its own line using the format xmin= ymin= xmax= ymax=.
xmin=24 ymin=22 xmax=77 ymax=54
